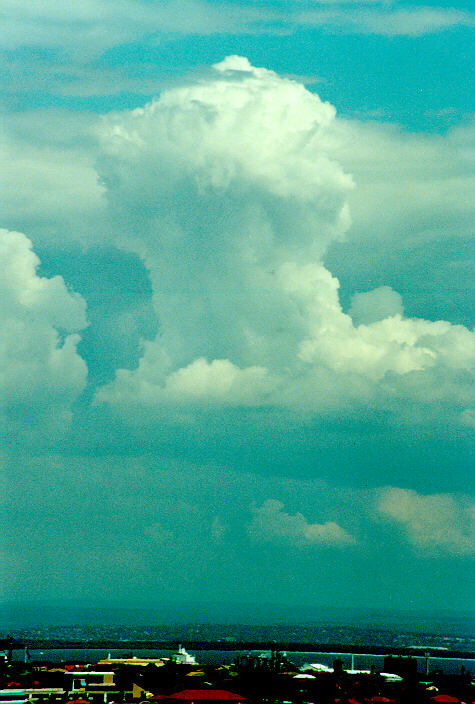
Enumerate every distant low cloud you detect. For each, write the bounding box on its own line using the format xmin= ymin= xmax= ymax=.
xmin=376 ymin=487 xmax=475 ymax=556
xmin=249 ymin=499 xmax=355 ymax=547
xmin=0 ymin=229 xmax=88 ymax=439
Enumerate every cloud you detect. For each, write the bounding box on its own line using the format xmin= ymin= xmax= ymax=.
xmin=93 ymin=56 xmax=350 ymax=387
xmin=376 ymin=487 xmax=475 ymax=556
xmin=162 ymin=358 xmax=272 ymax=404
xmin=90 ymin=58 xmax=474 ymax=426
xmin=2 ymin=0 xmax=472 ymax=63
xmin=99 ymin=54 xmax=349 ymax=206
xmin=4 ymin=448 xmax=474 ymax=611
xmin=0 ymin=0 xmax=280 ymax=59
xmin=349 ymin=287 xmax=404 ymax=326
xmin=296 ymin=6 xmax=474 ymax=36
xmin=325 ymin=119 xmax=475 ymax=247
xmin=323 ymin=117 xmax=475 ymax=330
xmin=1 ymin=58 xmax=472 ymax=438
xmin=98 ymin=355 xmax=272 ymax=407
xmin=297 ymin=288 xmax=474 ymax=380
xmin=211 ymin=517 xmax=227 ymax=542
xmin=249 ymin=499 xmax=355 ymax=547
xmin=0 ymin=228 xmax=88 ymax=439
xmin=1 ymin=110 xmax=105 ymax=245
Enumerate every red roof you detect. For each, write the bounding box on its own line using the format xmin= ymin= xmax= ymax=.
xmin=430 ymin=696 xmax=462 ymax=703
xmin=152 ymin=692 xmax=245 ymax=702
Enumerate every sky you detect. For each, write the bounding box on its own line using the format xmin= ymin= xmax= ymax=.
xmin=1 ymin=0 xmax=474 ymax=626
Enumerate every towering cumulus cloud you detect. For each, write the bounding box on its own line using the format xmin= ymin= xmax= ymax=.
xmin=1 ymin=228 xmax=88 ymax=439
xmin=95 ymin=57 xmax=474 ymax=424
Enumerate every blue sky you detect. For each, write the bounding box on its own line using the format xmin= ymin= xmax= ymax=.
xmin=1 ymin=0 xmax=474 ymax=623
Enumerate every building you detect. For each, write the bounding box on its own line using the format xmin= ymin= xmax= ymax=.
xmin=0 ymin=690 xmax=64 ymax=704
xmin=64 ymin=671 xmax=117 ymax=703
xmin=171 ymin=649 xmax=196 ymax=666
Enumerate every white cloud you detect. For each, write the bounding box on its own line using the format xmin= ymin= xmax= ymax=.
xmin=0 ymin=0 xmax=279 ymax=58
xmin=100 ymin=55 xmax=349 ymax=207
xmin=2 ymin=0 xmax=471 ymax=62
xmin=296 ymin=278 xmax=474 ymax=380
xmin=1 ymin=110 xmax=105 ymax=245
xmin=349 ymin=287 xmax=404 ymax=326
xmin=249 ymin=499 xmax=355 ymax=547
xmin=0 ymin=228 xmax=88 ymax=437
xmin=357 ymin=7 xmax=474 ymax=36
xmin=98 ymin=355 xmax=273 ymax=407
xmin=164 ymin=357 xmax=271 ymax=403
xmin=93 ymin=58 xmax=474 ymax=424
xmin=296 ymin=6 xmax=474 ymax=36
xmin=376 ymin=487 xmax=475 ymax=556
xmin=94 ymin=57 xmax=350 ymax=384
xmin=326 ymin=118 xmax=475 ymax=246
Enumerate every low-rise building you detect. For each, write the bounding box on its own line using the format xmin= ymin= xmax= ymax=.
xmin=64 ymin=671 xmax=117 ymax=703
xmin=0 ymin=689 xmax=65 ymax=704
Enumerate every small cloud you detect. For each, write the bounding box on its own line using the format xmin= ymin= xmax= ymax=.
xmin=349 ymin=286 xmax=404 ymax=326
xmin=376 ymin=487 xmax=475 ymax=556
xmin=211 ymin=517 xmax=227 ymax=542
xmin=143 ymin=522 xmax=175 ymax=546
xmin=164 ymin=357 xmax=271 ymax=404
xmin=249 ymin=499 xmax=355 ymax=548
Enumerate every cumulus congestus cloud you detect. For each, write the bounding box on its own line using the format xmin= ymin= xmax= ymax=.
xmin=0 ymin=228 xmax=88 ymax=439
xmin=94 ymin=57 xmax=474 ymax=424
